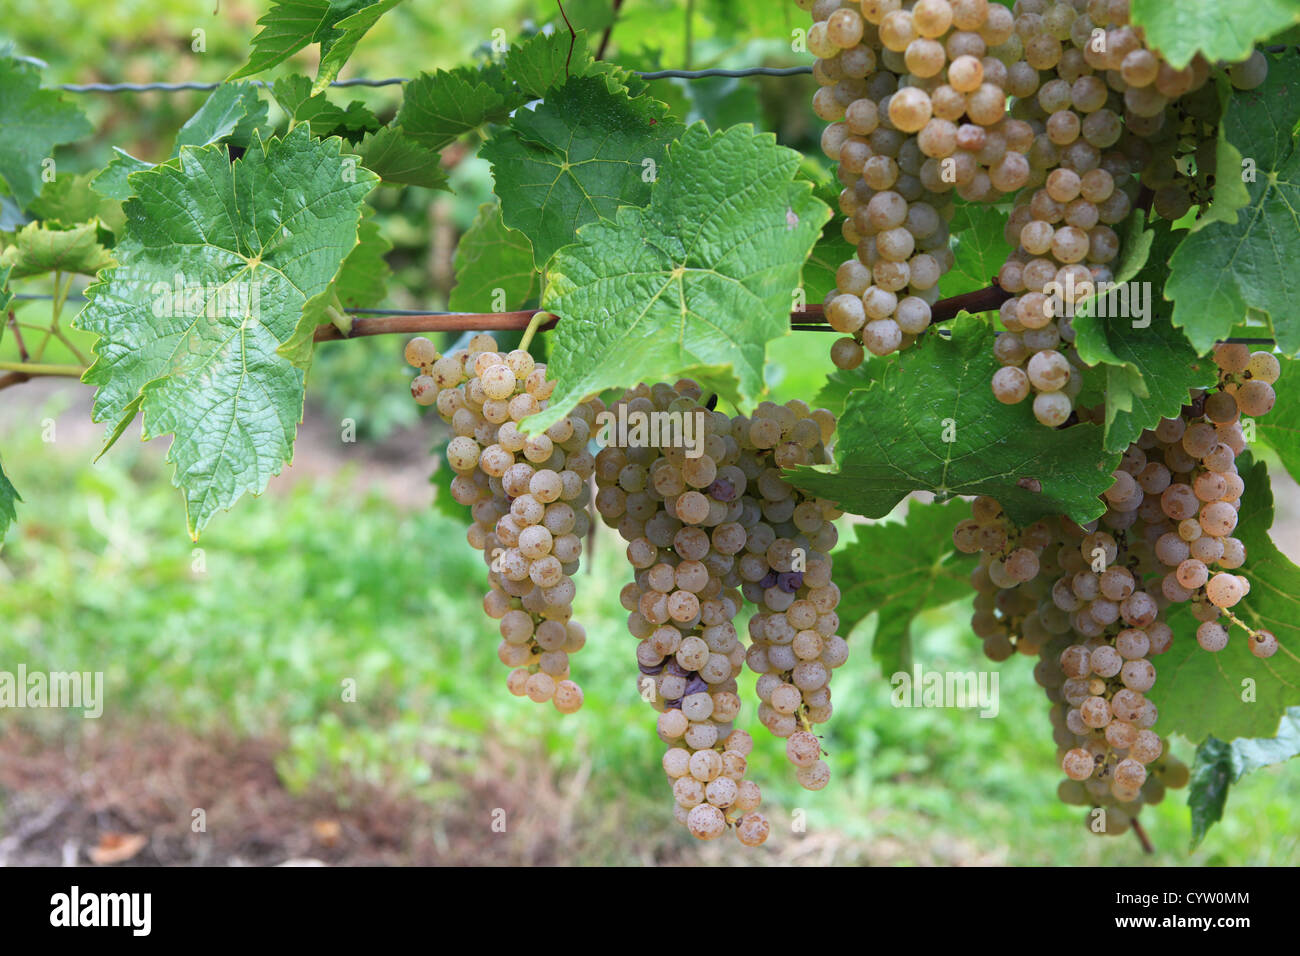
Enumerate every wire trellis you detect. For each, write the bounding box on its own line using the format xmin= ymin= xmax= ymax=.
xmin=58 ymin=65 xmax=812 ymax=94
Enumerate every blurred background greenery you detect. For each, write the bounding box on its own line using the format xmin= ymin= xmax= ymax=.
xmin=1 ymin=0 xmax=1298 ymax=865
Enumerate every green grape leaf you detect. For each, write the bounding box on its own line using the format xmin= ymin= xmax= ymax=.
xmin=1166 ymin=54 xmax=1300 ymax=356
xmin=505 ymin=29 xmax=594 ymax=99
xmin=1188 ymin=706 xmax=1300 ymax=848
xmin=0 ymin=221 xmax=114 ymax=279
xmin=480 ymin=75 xmax=685 ymax=269
xmin=1193 ymin=76 xmax=1253 ymax=232
xmin=0 ymin=57 xmax=92 ymax=207
xmin=333 ymin=208 xmax=391 ymax=310
xmin=0 ymin=452 xmax=18 ymax=544
xmin=1148 ymin=456 xmax=1300 ymax=741
xmin=1254 ymin=359 xmax=1299 ymax=482
xmin=176 ymin=82 xmax=268 ymax=151
xmin=1072 ymin=222 xmax=1217 ymax=453
xmin=812 ymin=356 xmax=896 ymax=418
xmin=94 ymin=83 xmax=269 ymax=203
xmin=230 ymin=0 xmax=398 ymax=87
xmin=73 ymin=127 xmax=378 ymax=537
xmin=396 ymin=66 xmax=526 ymax=152
xmin=939 ymin=201 xmax=1013 ymax=301
xmin=788 ymin=317 xmax=1120 ymax=526
xmin=271 ymin=76 xmax=380 ymax=144
xmin=522 ymin=123 xmax=831 ymax=433
xmin=92 ymin=148 xmax=156 ymax=203
xmin=836 ymin=498 xmax=974 ymax=676
xmin=28 ymin=172 xmax=126 ymax=235
xmin=448 ymin=201 xmax=538 ymax=313
xmin=230 ymin=0 xmax=336 ymax=79
xmin=1130 ymin=0 xmax=1300 ymax=69
xmin=799 ymin=169 xmax=853 ymax=305
xmin=355 ymin=126 xmax=449 ymax=189
xmin=314 ymin=0 xmax=405 ymax=94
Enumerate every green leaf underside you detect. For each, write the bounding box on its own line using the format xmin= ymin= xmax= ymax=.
xmin=1073 ymin=222 xmax=1217 ymax=453
xmin=524 ymin=123 xmax=831 ymax=433
xmin=396 ymin=66 xmax=525 ymax=152
xmin=230 ymin=0 xmax=396 ymax=87
xmin=940 ymin=201 xmax=1014 ymax=301
xmin=1166 ymin=54 xmax=1300 ymax=357
xmin=1254 ymin=362 xmax=1300 ymax=483
xmin=332 ymin=209 xmax=391 ymax=311
xmin=94 ymin=83 xmax=269 ymax=203
xmin=447 ymin=202 xmax=537 ymax=313
xmin=1131 ymin=0 xmax=1300 ymax=69
xmin=355 ymin=126 xmax=448 ymax=189
xmin=1148 ymin=456 xmax=1300 ymax=741
xmin=0 ymin=221 xmax=114 ymax=279
xmin=1188 ymin=706 xmax=1300 ymax=847
xmin=272 ymin=76 xmax=380 ymax=144
xmin=177 ymin=82 xmax=268 ymax=151
xmin=799 ymin=169 xmax=853 ymax=305
xmin=74 ymin=127 xmax=377 ymax=536
xmin=788 ymin=317 xmax=1120 ymax=526
xmin=92 ymin=149 xmax=156 ymax=203
xmin=314 ymin=0 xmax=405 ymax=94
xmin=28 ymin=172 xmax=126 ymax=235
xmin=0 ymin=453 xmax=18 ymax=543
xmin=481 ymin=75 xmax=685 ymax=269
xmin=836 ymin=498 xmax=974 ymax=676
xmin=1193 ymin=75 xmax=1253 ymax=232
xmin=0 ymin=57 xmax=92 ymax=207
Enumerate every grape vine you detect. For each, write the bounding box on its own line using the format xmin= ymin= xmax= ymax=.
xmin=1 ymin=0 xmax=1298 ymax=852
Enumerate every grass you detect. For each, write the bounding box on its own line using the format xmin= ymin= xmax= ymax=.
xmin=1 ymin=380 xmax=1298 ymax=865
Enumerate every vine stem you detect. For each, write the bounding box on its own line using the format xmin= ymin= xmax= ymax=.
xmin=595 ymin=0 xmax=625 ymax=60
xmin=1131 ymin=816 xmax=1154 ymax=854
xmin=517 ymin=310 xmax=551 ymax=352
xmin=0 ymin=361 xmax=85 ymax=376
xmin=312 ymin=282 xmax=1011 ymax=342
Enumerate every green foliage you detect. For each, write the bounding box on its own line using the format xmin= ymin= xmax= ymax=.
xmin=526 ymin=123 xmax=830 ymax=433
xmin=230 ymin=0 xmax=402 ymax=90
xmin=1255 ymin=360 xmax=1299 ymax=481
xmin=1072 ymin=222 xmax=1217 ymax=453
xmin=1149 ymin=456 xmax=1300 ymax=741
xmin=270 ymin=76 xmax=380 ymax=144
xmin=447 ymin=202 xmax=538 ymax=313
xmin=1130 ymin=0 xmax=1300 ymax=69
xmin=355 ymin=126 xmax=449 ymax=190
xmin=333 ymin=209 xmax=393 ymax=310
xmin=1167 ymin=54 xmax=1300 ymax=356
xmin=27 ymin=172 xmax=126 ymax=235
xmin=790 ymin=318 xmax=1121 ymax=526
xmin=835 ymin=499 xmax=974 ymax=676
xmin=0 ymin=57 xmax=91 ymax=207
xmin=481 ymin=74 xmax=684 ymax=269
xmin=1189 ymin=707 xmax=1300 ymax=847
xmin=75 ymin=128 xmax=377 ymax=536
xmin=0 ymin=454 xmax=18 ymax=544
xmin=0 ymin=220 xmax=113 ymax=279
xmin=396 ymin=66 xmax=524 ymax=152
xmin=93 ymin=83 xmax=271 ymax=202
xmin=939 ymin=201 xmax=1013 ymax=301
xmin=504 ymin=29 xmax=595 ymax=99
xmin=798 ymin=168 xmax=854 ymax=305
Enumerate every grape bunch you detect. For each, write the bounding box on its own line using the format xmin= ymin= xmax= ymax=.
xmin=796 ymin=0 xmax=1269 ymax=430
xmin=951 ymin=347 xmax=1282 ymax=835
xmin=594 ymin=383 xmax=847 ymax=843
xmin=405 ymin=334 xmax=602 ymax=713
